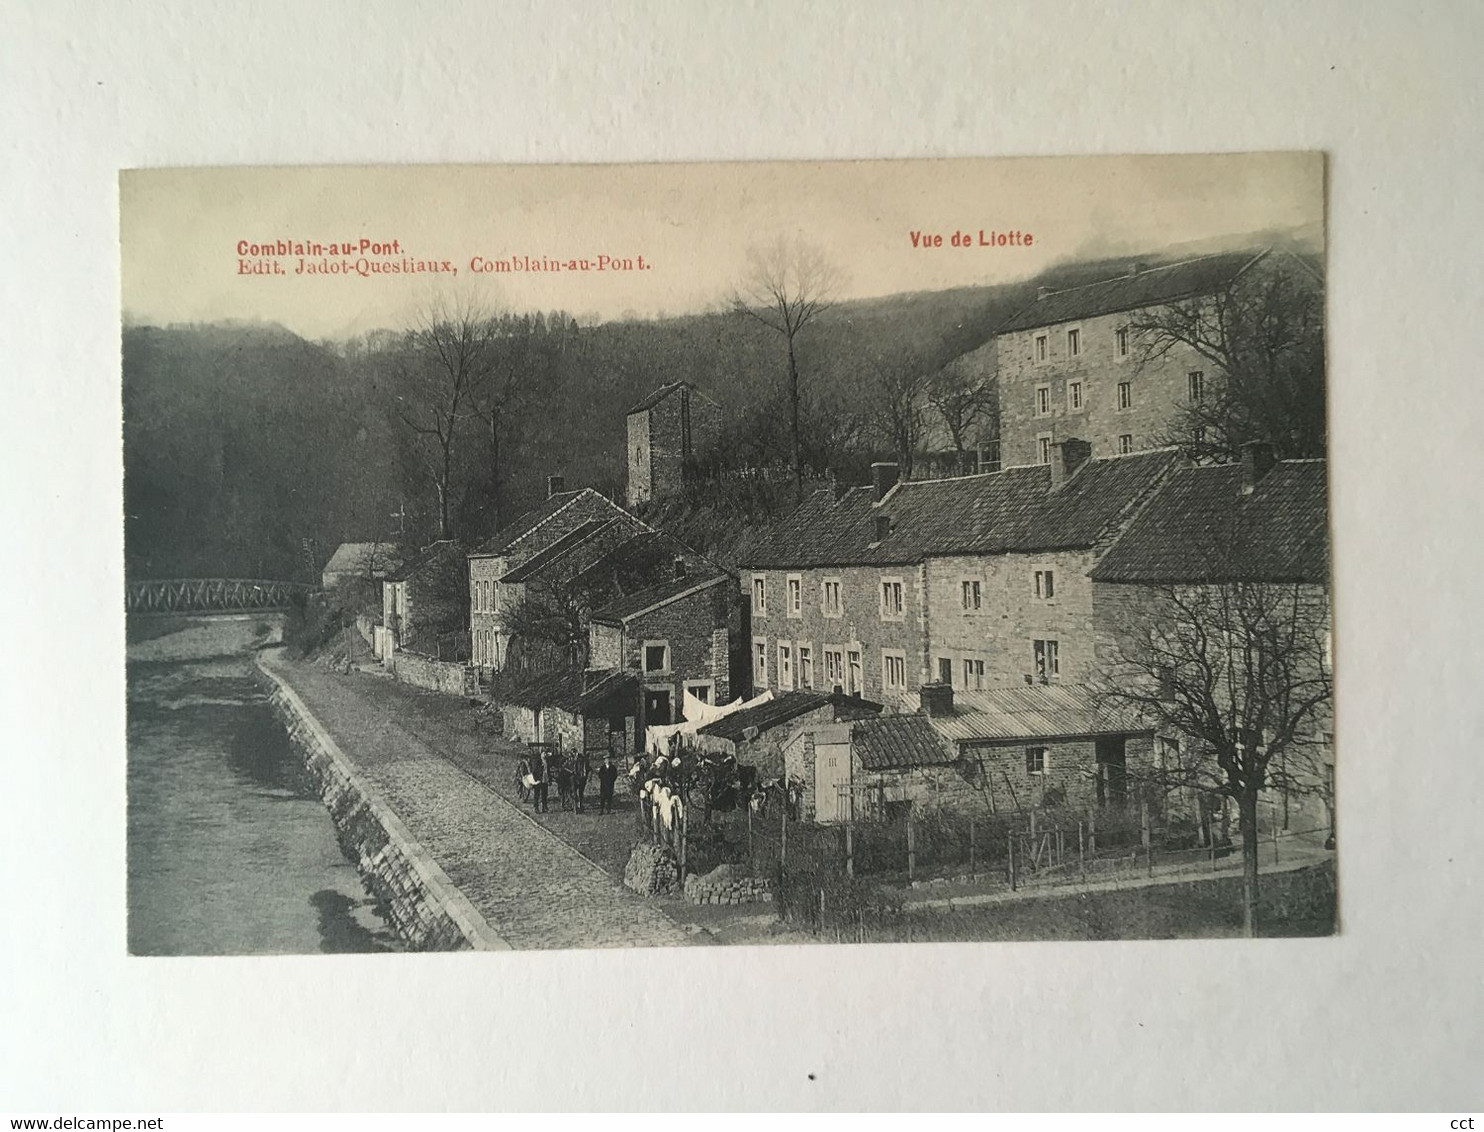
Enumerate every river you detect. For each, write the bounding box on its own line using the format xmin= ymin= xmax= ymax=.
xmin=126 ymin=614 xmax=402 ymax=955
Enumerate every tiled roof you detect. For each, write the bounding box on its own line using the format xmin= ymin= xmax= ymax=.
xmin=589 ymin=571 xmax=730 ymax=624
xmin=498 ymin=520 xmax=615 ymax=583
xmin=996 ymin=251 xmax=1265 ymax=333
xmin=568 ymin=530 xmax=697 ymax=594
xmin=913 ymin=684 xmax=1150 ymax=745
xmin=852 ymin=714 xmax=955 ymax=771
xmin=1090 ymin=460 xmax=1329 ymax=584
xmin=627 ymin=381 xmax=692 ymax=415
xmin=738 ymin=450 xmax=1178 ymax=568
xmin=322 ymin=542 xmax=401 ymax=576
xmin=470 ymin=491 xmax=586 ymax=557
xmin=697 ymin=691 xmax=882 ymax=743
xmin=385 ymin=539 xmax=462 ymax=582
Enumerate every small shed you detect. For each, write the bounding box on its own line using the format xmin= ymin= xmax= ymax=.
xmin=692 ymin=690 xmax=881 ymax=779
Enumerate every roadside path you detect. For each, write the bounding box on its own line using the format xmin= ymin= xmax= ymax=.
xmin=263 ymin=651 xmax=693 ymax=950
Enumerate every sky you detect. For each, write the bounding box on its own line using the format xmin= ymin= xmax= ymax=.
xmin=120 ymin=152 xmax=1324 ymax=340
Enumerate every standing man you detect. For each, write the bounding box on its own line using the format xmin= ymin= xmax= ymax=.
xmin=598 ymin=755 xmax=619 ymax=815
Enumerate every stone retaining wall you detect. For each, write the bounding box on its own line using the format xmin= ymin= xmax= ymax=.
xmin=391 ymin=651 xmax=475 ymax=697
xmin=257 ymin=655 xmax=508 ymax=951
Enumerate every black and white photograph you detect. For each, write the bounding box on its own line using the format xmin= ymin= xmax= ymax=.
xmin=121 ymin=154 xmax=1333 ymax=953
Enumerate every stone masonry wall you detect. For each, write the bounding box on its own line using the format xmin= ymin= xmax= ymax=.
xmin=927 ymin=550 xmax=1099 ymax=686
xmin=999 ymin=306 xmax=1209 ymax=466
xmin=392 ymin=651 xmax=473 ymax=698
xmin=257 ymin=659 xmax=508 ymax=951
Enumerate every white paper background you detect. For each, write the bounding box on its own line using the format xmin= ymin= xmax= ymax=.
xmin=3 ymin=0 xmax=1481 ymax=1112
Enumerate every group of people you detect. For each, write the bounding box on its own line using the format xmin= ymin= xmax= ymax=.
xmin=517 ymin=749 xmax=622 ymax=815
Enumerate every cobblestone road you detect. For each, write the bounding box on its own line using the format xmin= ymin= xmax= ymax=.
xmin=265 ymin=654 xmax=694 ymax=950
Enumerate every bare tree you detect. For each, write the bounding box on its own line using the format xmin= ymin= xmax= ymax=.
xmin=392 ymin=297 xmax=503 ymax=540
xmin=864 ymin=347 xmax=932 ymax=479
xmin=926 ymin=359 xmax=998 ymax=474
xmin=1129 ymin=254 xmax=1325 ymax=461
xmin=732 ymin=236 xmax=841 ymax=501
xmin=1096 ymin=560 xmax=1332 ymax=937
xmin=474 ymin=311 xmax=578 ymax=528
xmin=500 ymin=576 xmax=588 ymax=673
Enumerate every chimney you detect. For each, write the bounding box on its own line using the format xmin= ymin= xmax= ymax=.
xmin=1239 ymin=441 xmax=1277 ymax=495
xmin=871 ymin=461 xmax=900 ymax=501
xmin=673 ymin=556 xmax=687 ymax=581
xmin=828 ymin=469 xmax=850 ymax=501
xmin=920 ymin=682 xmax=955 ymax=718
xmin=874 ymin=514 xmax=892 ymax=543
xmin=1036 ymin=286 xmax=1050 ymax=300
xmin=547 ymin=474 xmax=566 ymax=498
xmin=1126 ymin=262 xmax=1145 ymax=278
xmin=1049 ymin=437 xmax=1092 ymax=490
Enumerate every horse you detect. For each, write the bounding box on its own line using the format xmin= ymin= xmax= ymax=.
xmin=571 ymin=753 xmax=590 ymax=813
xmin=554 ymin=754 xmax=575 ymax=811
xmin=514 ymin=756 xmax=535 ymax=804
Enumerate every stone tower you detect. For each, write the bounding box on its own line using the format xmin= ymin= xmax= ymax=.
xmin=625 ymin=381 xmax=721 ymax=507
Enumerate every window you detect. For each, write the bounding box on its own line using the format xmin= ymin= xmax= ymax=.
xmin=847 ymin=650 xmax=863 ymax=695
xmin=1025 ymin=746 xmax=1047 ymax=775
xmin=1187 ymin=371 xmax=1205 ymax=403
xmin=961 ymin=578 xmax=982 ymax=611
xmin=1037 ymin=433 xmax=1053 ymax=465
xmin=882 ymin=651 xmax=907 ymax=692
xmin=1035 ymin=384 xmax=1051 ymax=417
xmin=685 ymin=682 xmax=714 ymax=707
xmin=1066 ymin=328 xmax=1080 ymax=357
xmin=880 ymin=578 xmax=904 ymax=620
xmin=1116 ymin=326 xmax=1129 ymax=357
xmin=751 ymin=574 xmax=767 ymax=617
xmin=643 ymin=641 xmax=670 ymax=674
xmin=799 ymin=645 xmax=814 ymax=689
xmin=1067 ymin=381 xmax=1083 ymax=411
xmin=821 ymin=577 xmax=842 ymax=617
xmin=1034 ymin=568 xmax=1055 ymax=600
xmin=753 ymin=638 xmax=768 ymax=686
xmin=1033 ymin=638 xmax=1060 ymax=682
xmin=963 ymin=658 xmax=985 ymax=690
xmin=1117 ymin=381 xmax=1132 ymax=410
xmin=778 ymin=644 xmax=794 ymax=690
xmin=1158 ymin=736 xmax=1180 ymax=773
xmin=786 ymin=574 xmax=802 ymax=617
xmin=1118 ymin=434 xmax=1134 ymax=455
xmin=937 ymin=657 xmax=953 ymax=684
xmin=1034 ymin=334 xmax=1048 ymax=362
xmin=823 ymin=647 xmax=844 ymax=690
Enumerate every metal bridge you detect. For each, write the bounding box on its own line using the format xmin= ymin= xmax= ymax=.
xmin=125 ymin=578 xmax=314 ymax=614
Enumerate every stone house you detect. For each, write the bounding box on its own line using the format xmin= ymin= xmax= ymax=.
xmin=693 ymin=690 xmax=883 ymax=780
xmin=499 ymin=668 xmax=640 ymax=763
xmin=994 ymin=250 xmax=1322 ymax=466
xmin=321 ymin=541 xmax=401 ymax=591
xmin=467 ymin=479 xmax=645 ymax=674
xmin=625 ymin=381 xmax=722 ymax=508
xmin=588 ymin=570 xmax=739 ymax=740
xmin=380 ymin=540 xmax=466 ymax=658
xmin=1088 ymin=445 xmax=1333 ymax=834
xmin=787 ymin=682 xmax=1154 ymax=824
xmin=736 ymin=445 xmax=1178 ymax=707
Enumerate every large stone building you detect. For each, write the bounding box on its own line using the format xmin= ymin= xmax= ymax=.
xmin=466 ymin=480 xmax=645 ymax=673
xmin=380 ymin=540 xmax=465 ymax=658
xmin=735 ymin=446 xmax=1178 ymax=707
xmin=625 ymin=381 xmax=722 ymax=507
xmin=994 ymin=250 xmax=1320 ymax=467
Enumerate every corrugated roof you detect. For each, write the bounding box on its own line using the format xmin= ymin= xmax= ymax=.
xmin=915 ymin=684 xmax=1150 ymax=745
xmin=589 ymin=571 xmax=730 ymax=624
xmin=1090 ymin=460 xmax=1329 ymax=584
xmin=470 ymin=491 xmax=585 ymax=557
xmin=738 ymin=450 xmax=1178 ymax=569
xmin=698 ymin=690 xmax=882 ymax=742
xmin=498 ymin=520 xmax=615 ymax=583
xmin=997 ymin=251 xmax=1264 ymax=334
xmin=852 ymin=714 xmax=955 ymax=770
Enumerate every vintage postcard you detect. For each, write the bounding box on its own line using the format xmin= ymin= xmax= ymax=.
xmin=121 ymin=154 xmax=1332 ymax=954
